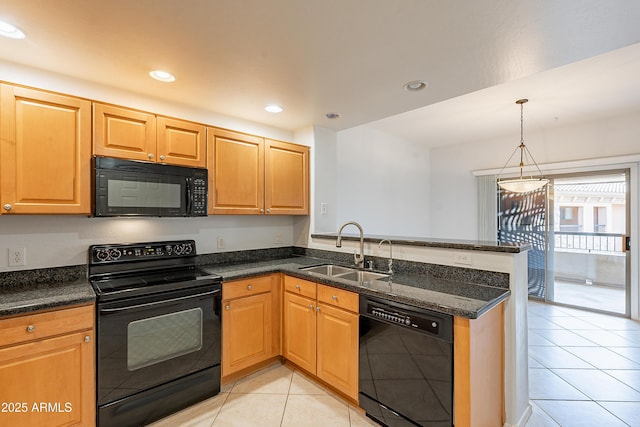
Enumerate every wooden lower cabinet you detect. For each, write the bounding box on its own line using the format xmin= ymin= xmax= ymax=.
xmin=283 ymin=276 xmax=359 ymax=400
xmin=282 ymin=291 xmax=316 ymax=372
xmin=0 ymin=304 xmax=95 ymax=427
xmin=316 ymin=303 xmax=359 ymax=399
xmin=222 ymin=275 xmax=281 ymax=379
xmin=453 ymin=302 xmax=504 ymax=427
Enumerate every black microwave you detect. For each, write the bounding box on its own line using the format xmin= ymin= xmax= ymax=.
xmin=93 ymin=157 xmax=208 ymax=217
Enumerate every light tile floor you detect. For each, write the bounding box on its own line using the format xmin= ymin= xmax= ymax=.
xmin=150 ymin=299 xmax=640 ymax=426
xmin=526 ymin=299 xmax=640 ymax=426
xmin=148 ymin=363 xmax=379 ymax=427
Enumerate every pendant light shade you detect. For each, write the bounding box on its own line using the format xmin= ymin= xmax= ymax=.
xmin=497 ymin=99 xmax=549 ymax=193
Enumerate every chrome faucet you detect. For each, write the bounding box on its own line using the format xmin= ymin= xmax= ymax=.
xmin=378 ymin=239 xmax=393 ymax=274
xmin=336 ymin=221 xmax=365 ymax=268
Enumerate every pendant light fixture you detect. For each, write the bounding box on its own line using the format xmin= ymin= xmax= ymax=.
xmin=497 ymin=99 xmax=549 ymax=193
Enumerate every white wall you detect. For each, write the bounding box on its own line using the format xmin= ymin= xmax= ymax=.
xmin=334 ymin=125 xmax=431 ymax=236
xmin=430 ymin=110 xmax=640 ymax=239
xmin=0 ymin=215 xmax=295 ymax=272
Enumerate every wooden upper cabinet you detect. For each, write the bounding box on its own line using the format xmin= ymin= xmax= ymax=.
xmin=265 ymin=139 xmax=309 ymax=215
xmin=93 ymin=104 xmax=205 ymax=167
xmin=93 ymin=103 xmax=156 ymax=162
xmin=207 ymin=128 xmax=309 ymax=215
xmin=208 ymin=128 xmax=264 ymax=214
xmin=156 ymin=117 xmax=206 ymax=167
xmin=0 ymin=85 xmax=91 ymax=214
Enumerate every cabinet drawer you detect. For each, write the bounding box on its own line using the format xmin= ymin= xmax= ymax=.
xmin=284 ymin=276 xmax=316 ymax=299
xmin=224 ymin=275 xmax=274 ymax=300
xmin=317 ymin=284 xmax=359 ymax=313
xmin=0 ymin=304 xmax=94 ymax=348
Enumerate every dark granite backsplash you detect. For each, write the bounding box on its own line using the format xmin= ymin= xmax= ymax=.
xmin=195 ymin=246 xmax=509 ymax=290
xmin=0 ymin=265 xmax=86 ymax=291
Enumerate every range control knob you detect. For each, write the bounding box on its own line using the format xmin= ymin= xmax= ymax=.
xmin=110 ymin=249 xmax=122 ymax=260
xmin=96 ymin=249 xmax=109 ymax=261
xmin=405 ymin=318 xmax=411 ymax=326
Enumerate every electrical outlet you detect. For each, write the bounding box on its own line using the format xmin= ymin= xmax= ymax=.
xmin=453 ymin=252 xmax=472 ymax=265
xmin=8 ymin=248 xmax=26 ymax=267
xmin=320 ymin=203 xmax=328 ymax=215
xmin=217 ymin=237 xmax=225 ymax=249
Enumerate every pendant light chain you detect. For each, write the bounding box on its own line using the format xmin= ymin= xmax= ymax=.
xmin=496 ymin=98 xmax=549 ymax=193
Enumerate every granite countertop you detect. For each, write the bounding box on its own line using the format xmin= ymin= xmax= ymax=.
xmin=0 ymin=266 xmax=95 ymax=318
xmin=0 ymin=253 xmax=510 ymax=320
xmin=201 ymin=256 xmax=510 ymax=319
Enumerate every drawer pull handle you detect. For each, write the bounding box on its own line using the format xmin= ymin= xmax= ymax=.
xmin=84 ymin=336 xmax=91 ymax=343
xmin=295 ymin=285 xmax=301 ymax=290
xmin=247 ymin=285 xmax=253 ymax=290
xmin=26 ymin=325 xmax=35 ymax=333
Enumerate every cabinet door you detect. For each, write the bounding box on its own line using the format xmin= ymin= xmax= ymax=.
xmin=316 ymin=303 xmax=359 ymax=400
xmin=222 ymin=292 xmax=273 ymax=376
xmin=0 ymin=331 xmax=95 ymax=427
xmin=208 ymin=128 xmax=264 ymax=214
xmin=283 ymin=291 xmax=316 ymax=373
xmin=264 ymin=139 xmax=309 ymax=215
xmin=0 ymin=85 xmax=91 ymax=214
xmin=93 ymin=103 xmax=156 ymax=162
xmin=156 ymin=117 xmax=206 ymax=167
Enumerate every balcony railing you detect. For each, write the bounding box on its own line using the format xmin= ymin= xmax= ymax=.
xmin=553 ymin=231 xmax=626 ymax=253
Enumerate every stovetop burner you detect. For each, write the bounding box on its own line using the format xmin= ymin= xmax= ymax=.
xmin=88 ymin=240 xmax=221 ymax=301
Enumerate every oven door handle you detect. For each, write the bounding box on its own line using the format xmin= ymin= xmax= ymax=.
xmin=99 ymin=289 xmax=219 ymax=313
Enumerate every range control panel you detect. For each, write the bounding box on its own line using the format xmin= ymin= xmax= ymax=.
xmin=90 ymin=240 xmax=196 ymax=263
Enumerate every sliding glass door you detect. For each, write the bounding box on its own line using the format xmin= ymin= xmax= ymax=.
xmin=497 ymin=170 xmax=630 ymax=315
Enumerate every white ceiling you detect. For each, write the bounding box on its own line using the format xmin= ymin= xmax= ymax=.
xmin=1 ymin=0 xmax=640 ymax=146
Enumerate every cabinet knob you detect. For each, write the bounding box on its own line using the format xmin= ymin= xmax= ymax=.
xmin=260 ymin=209 xmax=264 ymax=213
xmin=295 ymin=285 xmax=301 ymax=290
xmin=316 ymin=306 xmax=321 ymax=312
xmin=332 ymin=295 xmax=338 ymax=301
xmin=84 ymin=336 xmax=91 ymax=343
xmin=159 ymin=155 xmax=166 ymax=161
xmin=148 ymin=153 xmax=154 ymax=160
xmin=3 ymin=203 xmax=12 ymax=211
xmin=225 ymin=305 xmax=230 ymax=311
xmin=266 ymin=208 xmax=271 ymax=214
xmin=26 ymin=325 xmax=35 ymax=333
xmin=247 ymin=284 xmax=253 ymax=290
xmin=309 ymin=304 xmax=314 ymax=310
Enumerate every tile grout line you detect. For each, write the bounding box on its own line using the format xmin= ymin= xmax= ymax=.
xmin=528 ymin=300 xmax=640 ymax=426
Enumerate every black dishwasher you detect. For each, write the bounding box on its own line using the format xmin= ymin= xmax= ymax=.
xmin=359 ymin=295 xmax=453 ymax=427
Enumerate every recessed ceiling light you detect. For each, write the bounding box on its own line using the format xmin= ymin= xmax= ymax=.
xmin=325 ymin=112 xmax=341 ymax=119
xmin=265 ymin=104 xmax=283 ymax=113
xmin=149 ymin=70 xmax=176 ymax=82
xmin=0 ymin=21 xmax=26 ymax=39
xmin=403 ymin=80 xmax=429 ymax=92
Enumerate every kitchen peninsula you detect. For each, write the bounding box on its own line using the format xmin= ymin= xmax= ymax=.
xmin=1 ymin=236 xmax=530 ymax=427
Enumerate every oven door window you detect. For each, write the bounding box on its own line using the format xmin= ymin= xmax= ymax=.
xmin=128 ymin=307 xmax=202 ymax=371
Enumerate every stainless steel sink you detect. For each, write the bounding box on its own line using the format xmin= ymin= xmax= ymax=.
xmin=335 ymin=270 xmax=389 ymax=282
xmin=300 ymin=264 xmax=389 ymax=283
xmin=301 ymin=264 xmax=355 ymax=276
